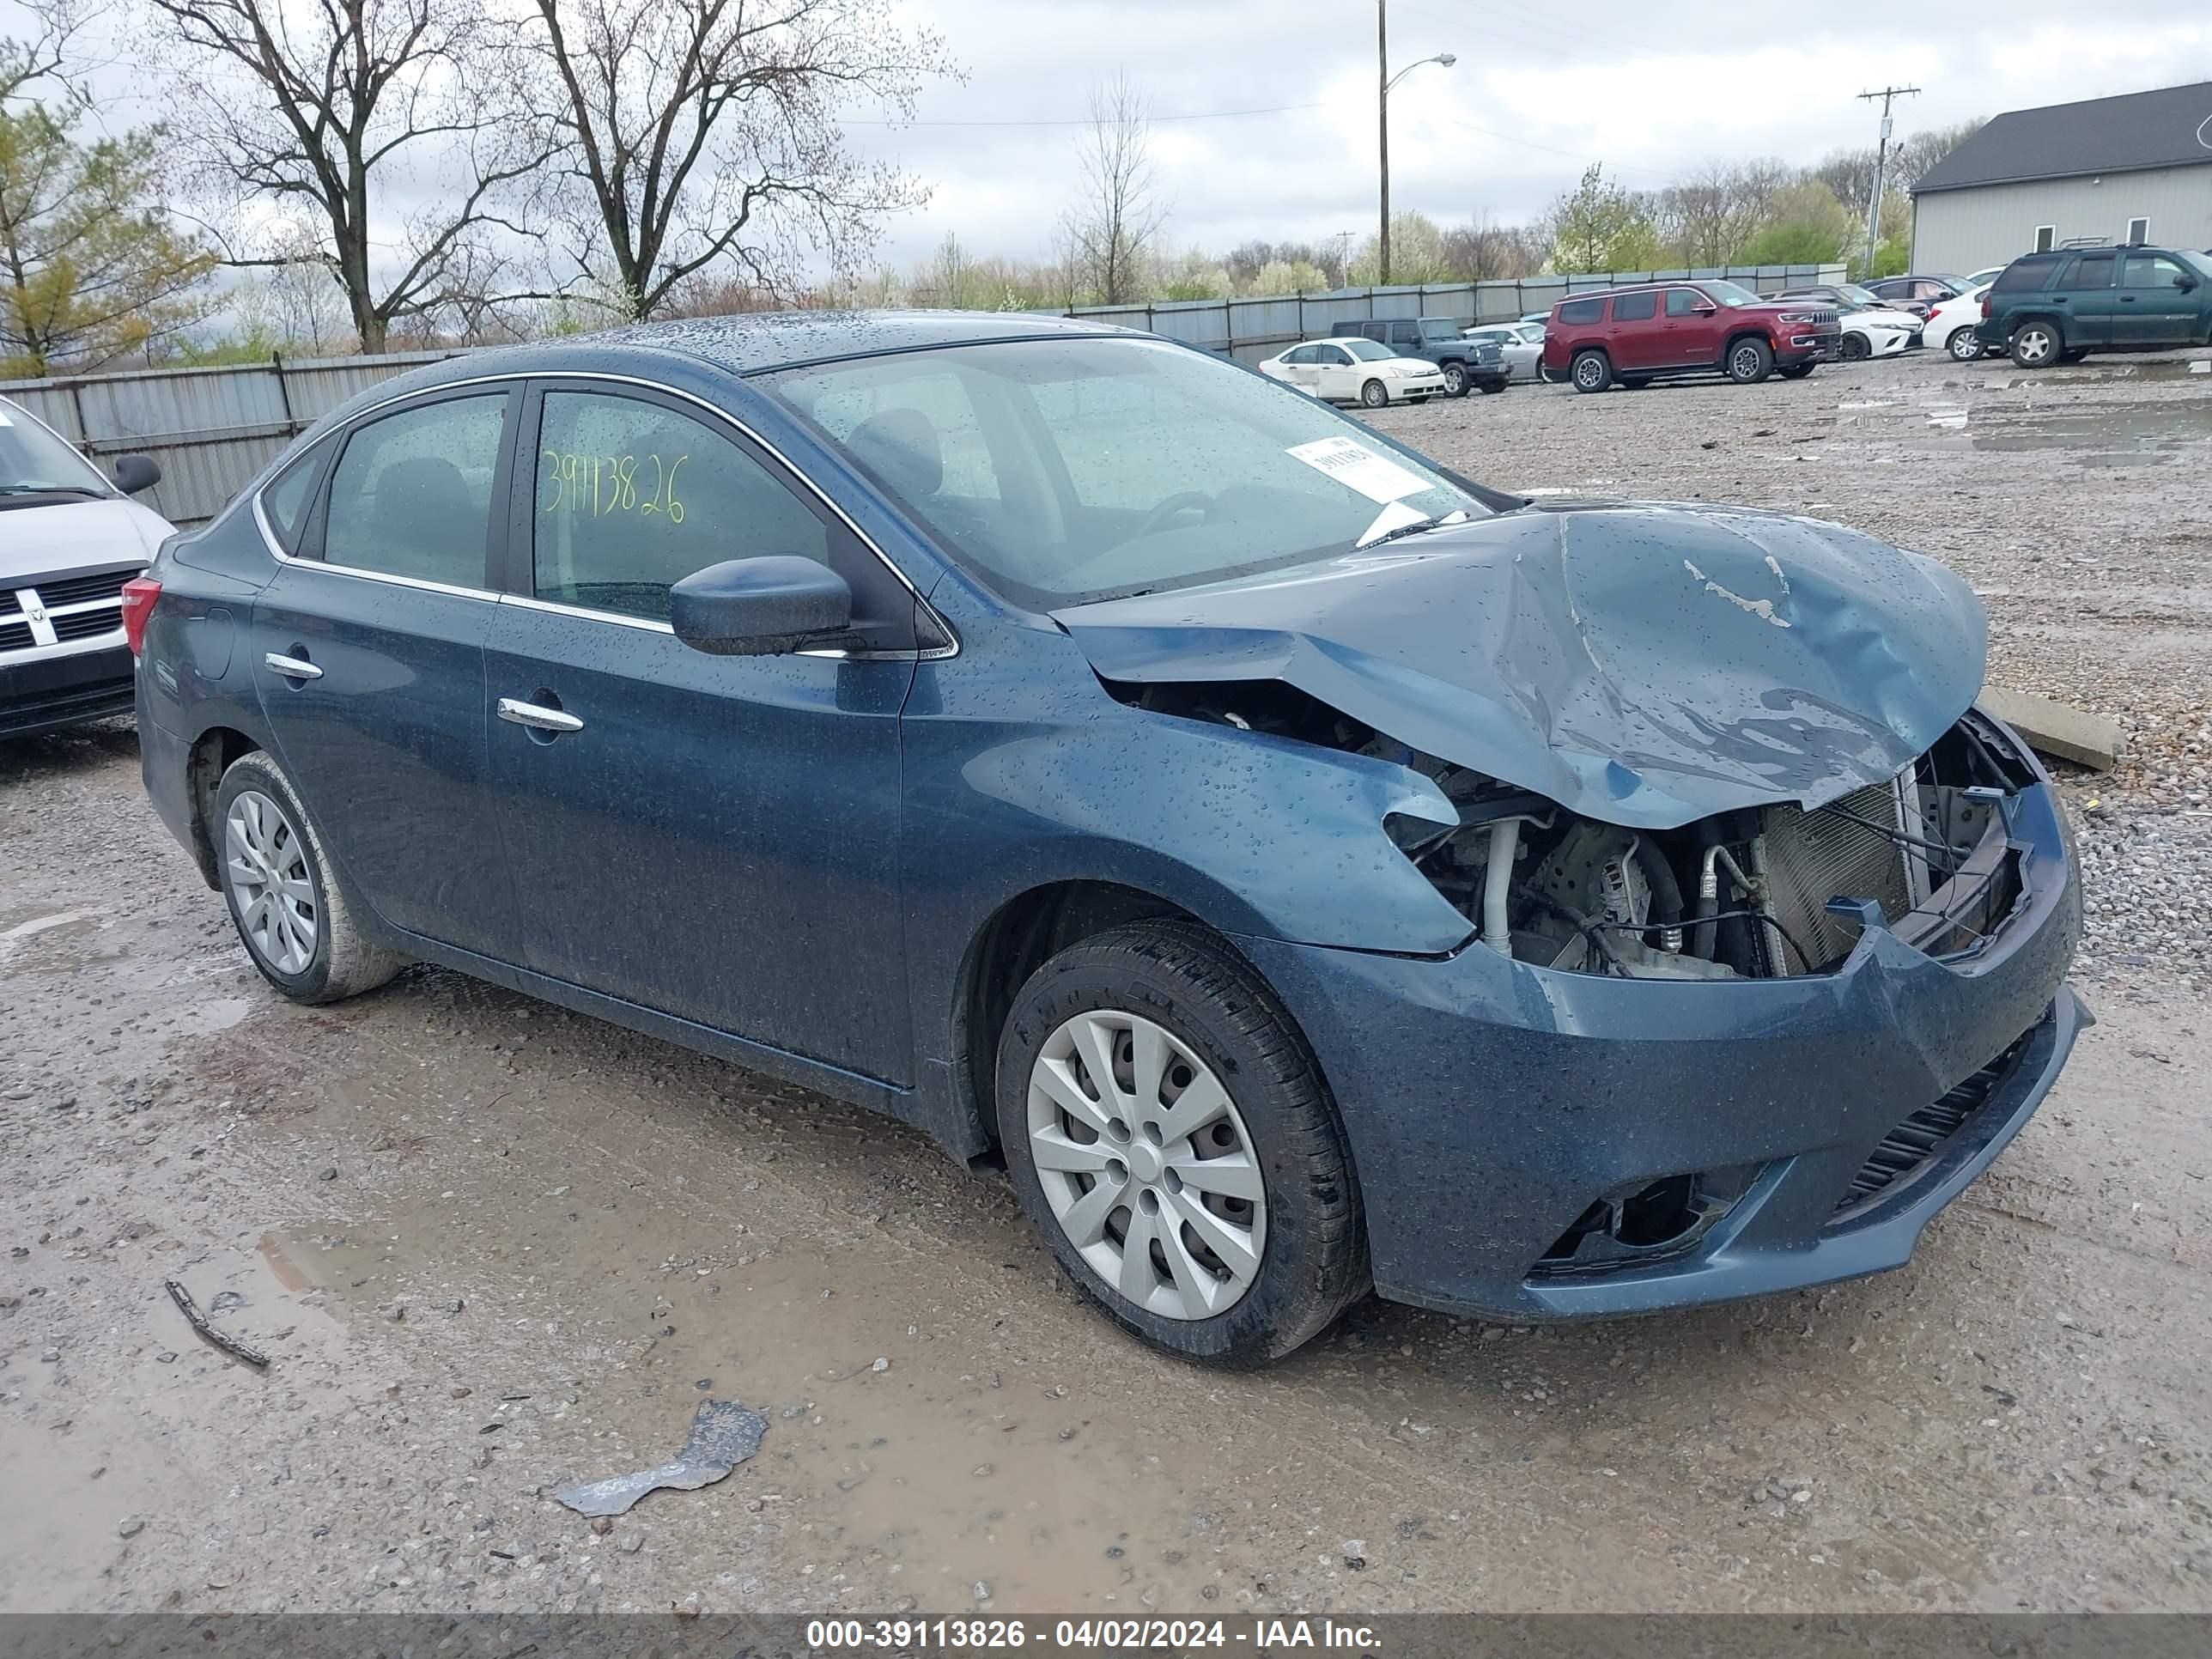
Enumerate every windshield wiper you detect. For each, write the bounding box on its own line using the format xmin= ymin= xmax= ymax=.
xmin=0 ymin=483 xmax=104 ymax=498
xmin=1355 ymin=508 xmax=1467 ymax=550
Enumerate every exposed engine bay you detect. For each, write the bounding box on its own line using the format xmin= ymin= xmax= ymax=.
xmin=1115 ymin=680 xmax=2038 ymax=979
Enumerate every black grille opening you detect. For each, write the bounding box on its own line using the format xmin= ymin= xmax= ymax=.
xmin=0 ymin=619 xmax=31 ymax=653
xmin=50 ymin=608 xmax=122 ymax=642
xmin=30 ymin=568 xmax=132 ymax=607
xmin=1530 ymin=1164 xmax=1764 ymax=1279
xmin=1831 ymin=1034 xmax=2033 ymax=1221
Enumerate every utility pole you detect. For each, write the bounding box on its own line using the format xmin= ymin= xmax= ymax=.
xmin=1856 ymin=85 xmax=1919 ymax=274
xmin=1377 ymin=0 xmax=1390 ymax=287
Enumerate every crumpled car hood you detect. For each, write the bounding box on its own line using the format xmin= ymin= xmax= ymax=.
xmin=1053 ymin=503 xmax=1987 ymax=830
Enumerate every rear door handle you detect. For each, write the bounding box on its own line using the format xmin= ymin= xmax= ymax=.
xmin=264 ymin=652 xmax=322 ymax=681
xmin=497 ymin=696 xmax=583 ymax=734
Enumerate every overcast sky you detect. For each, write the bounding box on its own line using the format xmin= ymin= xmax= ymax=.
xmin=12 ymin=0 xmax=2212 ymax=280
xmin=845 ymin=0 xmax=2212 ymax=268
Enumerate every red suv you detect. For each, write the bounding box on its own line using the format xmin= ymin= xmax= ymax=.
xmin=1540 ymin=280 xmax=1842 ymax=392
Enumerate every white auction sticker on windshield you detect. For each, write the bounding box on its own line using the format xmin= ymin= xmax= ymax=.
xmin=1286 ymin=436 xmax=1430 ymax=503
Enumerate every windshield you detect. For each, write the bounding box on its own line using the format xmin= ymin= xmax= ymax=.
xmin=0 ymin=399 xmax=112 ymax=495
xmin=1698 ymin=280 xmax=1762 ymax=307
xmin=765 ymin=337 xmax=1487 ymax=608
xmin=2177 ymin=249 xmax=2212 ymax=281
xmin=1340 ymin=338 xmax=1395 ymax=361
xmin=1838 ymin=283 xmax=1885 ymax=307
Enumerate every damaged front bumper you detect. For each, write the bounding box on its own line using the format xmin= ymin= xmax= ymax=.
xmin=1235 ymin=776 xmax=2083 ymax=1322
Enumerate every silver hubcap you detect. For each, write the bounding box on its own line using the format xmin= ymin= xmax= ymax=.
xmin=2021 ymin=330 xmax=2051 ymax=362
xmin=1734 ymin=347 xmax=1759 ymax=376
xmin=225 ymin=790 xmax=318 ymax=975
xmin=1951 ymin=332 xmax=1978 ymax=360
xmin=1027 ymin=1010 xmax=1266 ymax=1322
xmin=1576 ymin=360 xmax=1600 ymax=387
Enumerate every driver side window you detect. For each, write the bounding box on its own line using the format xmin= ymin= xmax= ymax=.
xmin=531 ymin=392 xmax=829 ymax=623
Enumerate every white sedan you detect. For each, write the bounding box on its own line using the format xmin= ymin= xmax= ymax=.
xmin=1924 ymin=283 xmax=1992 ymax=361
xmin=1837 ymin=304 xmax=1926 ymax=361
xmin=1462 ymin=322 xmax=1545 ymax=381
xmin=1259 ymin=337 xmax=1449 ymax=407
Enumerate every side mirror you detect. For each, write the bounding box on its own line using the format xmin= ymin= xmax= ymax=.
xmin=670 ymin=556 xmax=853 ymax=657
xmin=2178 ymin=275 xmax=2199 ymax=292
xmin=1692 ymin=301 xmax=1717 ymax=315
xmin=113 ymin=453 xmax=161 ymax=495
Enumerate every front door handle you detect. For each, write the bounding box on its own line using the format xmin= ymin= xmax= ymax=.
xmin=264 ymin=652 xmax=322 ymax=681
xmin=497 ymin=696 xmax=584 ymax=734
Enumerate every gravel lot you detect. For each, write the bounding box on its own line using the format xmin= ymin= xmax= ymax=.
xmin=3 ymin=345 xmax=2210 ymax=1619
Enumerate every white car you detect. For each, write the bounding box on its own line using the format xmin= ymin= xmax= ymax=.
xmin=1924 ymin=282 xmax=1993 ymax=362
xmin=1259 ymin=337 xmax=1449 ymax=407
xmin=1837 ymin=305 xmax=1925 ymax=360
xmin=0 ymin=394 xmax=174 ymax=739
xmin=1462 ymin=322 xmax=1545 ymax=381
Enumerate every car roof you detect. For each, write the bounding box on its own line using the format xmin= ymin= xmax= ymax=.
xmin=561 ymin=308 xmax=1134 ymax=377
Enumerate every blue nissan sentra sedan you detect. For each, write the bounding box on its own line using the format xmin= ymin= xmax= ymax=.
xmin=125 ymin=312 xmax=2084 ymax=1365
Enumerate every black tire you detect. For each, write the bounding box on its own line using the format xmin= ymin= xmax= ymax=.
xmin=996 ymin=921 xmax=1368 ymax=1367
xmin=1838 ymin=331 xmax=1871 ymax=362
xmin=1569 ymin=349 xmax=1612 ymax=393
xmin=1727 ymin=336 xmax=1774 ymax=384
xmin=1358 ymin=377 xmax=1389 ymax=408
xmin=214 ymin=749 xmax=405 ymax=1005
xmin=2009 ymin=319 xmax=2062 ymax=368
xmin=1439 ymin=361 xmax=1469 ymax=397
xmin=1778 ymin=363 xmax=1816 ymax=379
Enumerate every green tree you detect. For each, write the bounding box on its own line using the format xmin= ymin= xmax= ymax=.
xmin=1737 ymin=179 xmax=1855 ymax=267
xmin=1545 ymin=164 xmax=1661 ymax=275
xmin=0 ymin=105 xmax=216 ymax=375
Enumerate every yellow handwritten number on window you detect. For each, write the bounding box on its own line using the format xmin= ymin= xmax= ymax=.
xmin=540 ymin=449 xmax=686 ymax=524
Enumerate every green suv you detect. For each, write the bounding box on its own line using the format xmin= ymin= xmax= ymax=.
xmin=1975 ymin=244 xmax=2212 ymax=368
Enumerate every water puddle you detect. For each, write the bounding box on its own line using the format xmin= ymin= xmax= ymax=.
xmin=1922 ymin=400 xmax=2212 ymax=464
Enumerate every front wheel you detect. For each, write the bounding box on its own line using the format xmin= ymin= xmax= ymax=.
xmin=2010 ymin=319 xmax=2062 ymax=368
xmin=997 ymin=922 xmax=1368 ymax=1366
xmin=215 ymin=750 xmax=404 ymax=1004
xmin=1439 ymin=362 xmax=1468 ymax=397
xmin=1727 ymin=337 xmax=1774 ymax=384
xmin=1947 ymin=330 xmax=1984 ymax=362
xmin=1569 ymin=349 xmax=1613 ymax=393
xmin=1838 ymin=332 xmax=1870 ymax=362
xmin=1358 ymin=378 xmax=1389 ymax=408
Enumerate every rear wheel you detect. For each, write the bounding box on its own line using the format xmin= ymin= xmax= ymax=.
xmin=2009 ymin=319 xmax=2062 ymax=368
xmin=997 ymin=921 xmax=1367 ymax=1366
xmin=1439 ymin=361 xmax=1469 ymax=397
xmin=1569 ymin=349 xmax=1612 ymax=393
xmin=215 ymin=750 xmax=404 ymax=1005
xmin=1947 ymin=329 xmax=1984 ymax=362
xmin=1726 ymin=336 xmax=1774 ymax=384
xmin=1358 ymin=378 xmax=1389 ymax=408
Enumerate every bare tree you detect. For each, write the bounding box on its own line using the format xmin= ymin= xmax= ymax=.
xmin=0 ymin=0 xmax=91 ymax=103
xmin=1659 ymin=158 xmax=1794 ymax=266
xmin=520 ymin=0 xmax=946 ymax=322
xmin=1060 ymin=72 xmax=1164 ymax=307
xmin=145 ymin=0 xmax=552 ymax=352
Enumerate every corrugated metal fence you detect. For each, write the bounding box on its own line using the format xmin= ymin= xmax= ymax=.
xmin=0 ymin=349 xmax=465 ymax=526
xmin=0 ymin=264 xmax=1849 ymax=526
xmin=1047 ymin=265 xmax=1852 ymax=363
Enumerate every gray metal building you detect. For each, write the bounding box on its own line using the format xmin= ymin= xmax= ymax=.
xmin=1911 ymin=81 xmax=2212 ymax=276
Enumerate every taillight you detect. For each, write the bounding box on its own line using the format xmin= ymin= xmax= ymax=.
xmin=119 ymin=575 xmax=161 ymax=657
xmin=1980 ymin=295 xmax=1992 ymax=319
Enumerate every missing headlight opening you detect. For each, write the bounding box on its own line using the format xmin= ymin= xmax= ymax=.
xmin=1116 ymin=682 xmax=2035 ymax=980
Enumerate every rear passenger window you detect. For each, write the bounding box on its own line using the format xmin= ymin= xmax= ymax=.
xmin=1611 ymin=291 xmax=1656 ymax=321
xmin=532 ymin=391 xmax=828 ymax=623
xmin=1556 ymin=298 xmax=1604 ymax=325
xmin=2070 ymin=252 xmax=2117 ymax=289
xmin=322 ymin=395 xmax=506 ymax=586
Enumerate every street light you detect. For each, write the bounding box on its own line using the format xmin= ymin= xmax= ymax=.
xmin=1377 ymin=3 xmax=1455 ymax=288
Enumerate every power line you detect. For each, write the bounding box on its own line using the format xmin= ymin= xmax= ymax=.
xmin=1438 ymin=113 xmax=1668 ymax=176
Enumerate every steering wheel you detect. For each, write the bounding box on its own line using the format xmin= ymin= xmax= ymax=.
xmin=1133 ymin=490 xmax=1216 ymax=538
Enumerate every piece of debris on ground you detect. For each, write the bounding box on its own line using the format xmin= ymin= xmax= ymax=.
xmin=551 ymin=1399 xmax=768 ymax=1517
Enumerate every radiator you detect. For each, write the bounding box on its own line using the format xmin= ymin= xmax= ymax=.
xmin=1757 ymin=778 xmax=1912 ymax=973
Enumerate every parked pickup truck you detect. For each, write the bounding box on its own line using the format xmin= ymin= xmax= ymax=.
xmin=1329 ymin=317 xmax=1508 ymax=396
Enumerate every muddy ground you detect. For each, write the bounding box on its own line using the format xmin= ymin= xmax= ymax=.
xmin=4 ymin=347 xmax=2211 ymax=1618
